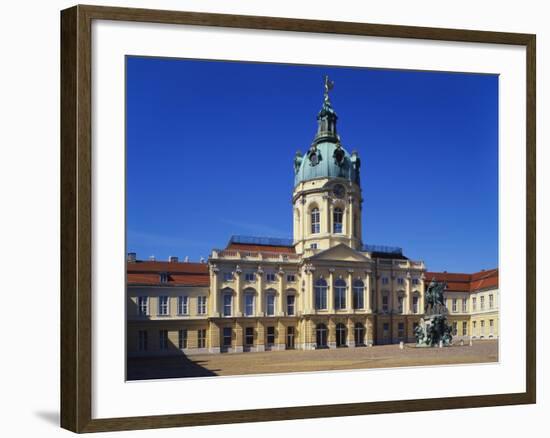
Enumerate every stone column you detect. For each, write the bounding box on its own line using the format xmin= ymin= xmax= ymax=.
xmin=257 ymin=266 xmax=264 ymax=316
xmin=328 ymin=318 xmax=336 ymax=348
xmin=404 ymin=273 xmax=410 ymax=315
xmin=348 ymin=197 xmax=354 ymax=238
xmin=276 ymin=320 xmax=286 ymax=350
xmin=304 ymin=318 xmax=315 ymax=350
xmin=210 ymin=265 xmax=219 ymax=317
xmin=324 ymin=196 xmax=331 ymax=234
xmin=346 ymin=270 xmax=353 ymax=311
xmin=256 ymin=320 xmax=265 ymax=352
xmin=208 ymin=320 xmax=220 ymax=353
xmin=365 ymin=271 xmax=372 ymax=312
xmin=278 ymin=270 xmax=285 ymax=316
xmin=347 ymin=317 xmax=355 ymax=347
xmin=234 ymin=320 xmax=244 ymax=353
xmin=366 ymin=316 xmax=374 ymax=346
xmin=376 ymin=274 xmax=383 ymax=313
xmin=420 ymin=277 xmax=425 ymax=314
xmin=235 ymin=265 xmax=242 ymax=317
xmin=328 ymin=269 xmax=335 ymax=313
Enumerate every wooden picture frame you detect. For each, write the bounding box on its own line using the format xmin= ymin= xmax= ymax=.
xmin=60 ymin=4 xmax=536 ymax=433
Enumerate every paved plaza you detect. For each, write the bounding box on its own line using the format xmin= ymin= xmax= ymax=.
xmin=127 ymin=339 xmax=498 ymax=380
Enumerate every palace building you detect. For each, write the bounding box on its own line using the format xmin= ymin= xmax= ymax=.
xmin=127 ymin=78 xmax=499 ymax=357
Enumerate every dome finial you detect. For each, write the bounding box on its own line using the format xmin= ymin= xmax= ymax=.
xmin=323 ymin=75 xmax=334 ymax=104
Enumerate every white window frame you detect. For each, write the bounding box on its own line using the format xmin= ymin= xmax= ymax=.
xmin=137 ymin=296 xmax=148 ymax=316
xmin=452 ymin=298 xmax=457 ymax=313
xmin=197 ymin=296 xmax=207 ymax=315
xmin=177 ymin=295 xmax=189 ymax=315
xmin=334 ymin=279 xmax=346 ymax=310
xmin=286 ymin=274 xmax=296 ymax=283
xmin=489 ymin=294 xmax=494 ymax=309
xmin=311 ymin=207 xmax=320 ymax=234
xmin=178 ymin=328 xmax=187 ymax=349
xmin=245 ymin=272 xmax=255 ymax=282
xmin=287 ymin=294 xmax=296 ymax=316
xmin=412 ymin=295 xmax=419 ymax=314
xmin=266 ymin=293 xmax=276 ymax=316
xmin=223 ymin=272 xmax=233 ymax=282
xmin=198 ymin=328 xmax=206 ymax=348
xmin=244 ymin=293 xmax=255 ymax=316
xmin=353 ymin=280 xmax=364 ymax=310
xmin=333 ymin=207 xmax=343 ymax=233
xmin=266 ymin=273 xmax=276 ymax=283
xmin=223 ymin=293 xmax=232 ymax=317
xmin=462 ymin=298 xmax=468 ymax=313
xmin=158 ymin=296 xmax=169 ymax=316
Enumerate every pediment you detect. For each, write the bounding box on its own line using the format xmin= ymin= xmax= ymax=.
xmin=309 ymin=244 xmax=370 ymax=263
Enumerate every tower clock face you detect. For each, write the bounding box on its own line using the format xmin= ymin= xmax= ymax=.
xmin=333 ymin=184 xmax=345 ymax=198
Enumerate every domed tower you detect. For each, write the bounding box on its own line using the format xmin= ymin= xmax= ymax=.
xmin=293 ymin=76 xmax=363 ymax=254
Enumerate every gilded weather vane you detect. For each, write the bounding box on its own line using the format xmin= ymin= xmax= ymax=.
xmin=323 ymin=75 xmax=334 ymax=103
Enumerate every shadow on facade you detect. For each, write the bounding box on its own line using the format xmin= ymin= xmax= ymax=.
xmin=126 ymin=297 xmax=218 ymax=380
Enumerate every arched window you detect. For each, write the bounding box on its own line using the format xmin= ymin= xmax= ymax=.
xmin=336 ymin=323 xmax=347 ymax=347
xmin=311 ymin=207 xmax=320 ymax=234
xmin=334 ymin=278 xmax=346 ymax=310
xmin=314 ymin=278 xmax=327 ymax=310
xmin=333 ymin=207 xmax=343 ymax=233
xmin=354 ymin=323 xmax=365 ymax=346
xmin=316 ymin=323 xmax=328 ymax=348
xmin=353 ymin=279 xmax=364 ymax=309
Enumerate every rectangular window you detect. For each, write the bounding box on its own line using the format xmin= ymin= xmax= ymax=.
xmin=138 ymin=330 xmax=148 ymax=351
xmin=383 ymin=322 xmax=390 ymax=337
xmin=489 ymin=319 xmax=494 ymax=334
xmin=397 ymin=296 xmax=404 ymax=313
xmin=353 ymin=286 xmax=364 ymax=309
xmin=197 ymin=296 xmax=207 ymax=315
xmin=397 ymin=277 xmax=404 ymax=285
xmin=287 ymin=295 xmax=295 ymax=316
xmin=245 ymin=294 xmax=255 ymax=316
xmin=382 ymin=295 xmax=389 ymax=312
xmin=462 ymin=321 xmax=468 ymax=336
xmin=159 ymin=272 xmax=168 ymax=283
xmin=198 ymin=328 xmax=206 ymax=348
xmin=310 ymin=243 xmax=318 ymax=249
xmin=266 ymin=293 xmax=275 ymax=316
xmin=177 ymin=296 xmax=189 ymax=315
xmin=223 ymin=327 xmax=232 ymax=347
xmin=480 ymin=320 xmax=485 ymax=336
xmin=223 ymin=272 xmax=233 ymax=281
xmin=137 ymin=296 xmax=148 ymax=316
xmin=245 ymin=327 xmax=254 ymax=346
xmin=452 ymin=321 xmax=458 ymax=335
xmin=286 ymin=274 xmax=296 ymax=282
xmin=333 ymin=208 xmax=343 ymax=233
xmin=412 ymin=296 xmax=419 ymax=314
xmin=452 ymin=298 xmax=457 ymax=313
xmin=158 ymin=296 xmax=169 ymax=316
xmin=311 ymin=209 xmax=320 ymax=234
xmin=462 ymin=298 xmax=468 ymax=313
xmin=178 ymin=329 xmax=187 ymax=349
xmin=473 ymin=321 xmax=477 ymax=336
xmin=266 ymin=273 xmax=276 ymax=282
xmin=472 ymin=297 xmax=477 ymax=311
xmin=489 ymin=294 xmax=494 ymax=309
xmin=412 ymin=278 xmax=419 ymax=285
xmin=159 ymin=330 xmax=168 ymax=350
xmin=245 ymin=272 xmax=255 ymax=282
xmin=267 ymin=326 xmax=275 ymax=345
xmin=382 ymin=277 xmax=389 ymax=285
xmin=480 ymin=296 xmax=485 ymax=310
xmin=223 ymin=294 xmax=232 ymax=317
xmin=397 ymin=322 xmax=405 ymax=338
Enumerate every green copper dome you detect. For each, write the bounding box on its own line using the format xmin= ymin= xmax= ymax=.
xmin=294 ymin=76 xmax=361 ymax=187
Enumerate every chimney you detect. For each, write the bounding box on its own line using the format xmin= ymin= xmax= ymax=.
xmin=168 ymin=256 xmax=179 ymax=263
xmin=149 ymin=255 xmax=156 ymax=262
xmin=184 ymin=256 xmax=189 ymax=263
xmin=127 ymin=252 xmax=136 ymax=263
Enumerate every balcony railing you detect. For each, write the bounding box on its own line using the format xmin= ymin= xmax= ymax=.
xmin=212 ymin=249 xmax=300 ymax=262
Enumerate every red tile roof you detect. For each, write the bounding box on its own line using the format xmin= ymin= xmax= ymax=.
xmin=226 ymin=242 xmax=296 ymax=254
xmin=426 ymin=269 xmax=498 ymax=293
xmin=127 ymin=261 xmax=209 ymax=286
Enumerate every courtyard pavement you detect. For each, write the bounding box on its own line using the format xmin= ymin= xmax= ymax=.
xmin=127 ymin=339 xmax=498 ymax=380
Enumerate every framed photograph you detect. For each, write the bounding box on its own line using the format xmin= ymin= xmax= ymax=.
xmin=60 ymin=4 xmax=536 ymax=433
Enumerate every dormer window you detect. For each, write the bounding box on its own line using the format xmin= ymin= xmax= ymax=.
xmin=159 ymin=272 xmax=168 ymax=283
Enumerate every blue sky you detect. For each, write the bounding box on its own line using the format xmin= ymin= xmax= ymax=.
xmin=126 ymin=56 xmax=498 ymax=273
